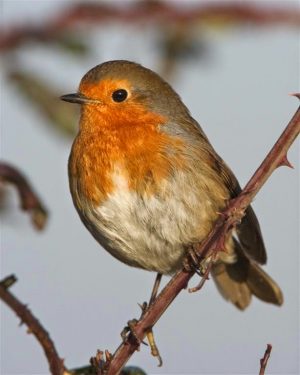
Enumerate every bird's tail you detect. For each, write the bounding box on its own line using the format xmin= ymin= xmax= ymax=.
xmin=211 ymin=240 xmax=283 ymax=310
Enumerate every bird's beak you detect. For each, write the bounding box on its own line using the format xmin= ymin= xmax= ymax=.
xmin=60 ymin=93 xmax=95 ymax=104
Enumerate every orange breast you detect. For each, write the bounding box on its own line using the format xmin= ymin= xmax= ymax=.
xmin=68 ymin=101 xmax=185 ymax=206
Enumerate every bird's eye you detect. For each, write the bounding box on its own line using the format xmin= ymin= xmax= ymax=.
xmin=112 ymin=89 xmax=128 ymax=102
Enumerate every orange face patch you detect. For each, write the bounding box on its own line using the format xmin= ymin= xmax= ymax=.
xmin=69 ymin=78 xmax=186 ymax=206
xmin=79 ymin=78 xmax=132 ymax=104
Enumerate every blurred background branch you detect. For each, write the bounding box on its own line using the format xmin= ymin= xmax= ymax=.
xmin=1 ymin=1 xmax=299 ymax=137
xmin=1 ymin=1 xmax=299 ymax=52
xmin=0 ymin=162 xmax=48 ymax=230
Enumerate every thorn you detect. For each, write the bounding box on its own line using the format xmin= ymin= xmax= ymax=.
xmin=105 ymin=349 xmax=112 ymax=362
xmin=289 ymin=92 xmax=300 ymax=100
xmin=277 ymin=154 xmax=294 ymax=169
xmin=138 ymin=301 xmax=147 ymax=312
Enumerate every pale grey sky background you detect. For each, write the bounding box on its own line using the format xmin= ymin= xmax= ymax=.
xmin=1 ymin=1 xmax=299 ymax=374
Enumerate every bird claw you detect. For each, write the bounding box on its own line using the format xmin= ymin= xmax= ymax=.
xmin=146 ymin=328 xmax=163 ymax=367
xmin=183 ymin=246 xmax=207 ymax=276
xmin=188 ymin=256 xmax=214 ymax=293
xmin=121 ymin=273 xmax=164 ymax=366
xmin=121 ymin=303 xmax=163 ymax=366
xmin=182 ymin=245 xmax=217 ymax=293
xmin=121 ymin=319 xmax=148 ymax=348
xmin=139 ymin=302 xmax=163 ymax=366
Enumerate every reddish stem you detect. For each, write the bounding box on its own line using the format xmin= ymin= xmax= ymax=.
xmin=0 ymin=277 xmax=65 ymax=375
xmin=259 ymin=344 xmax=272 ymax=375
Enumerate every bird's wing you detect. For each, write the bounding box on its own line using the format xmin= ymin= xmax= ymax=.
xmin=211 ymin=154 xmax=267 ymax=265
xmin=164 ymin=116 xmax=267 ymax=264
xmin=179 ymin=117 xmax=267 ymax=264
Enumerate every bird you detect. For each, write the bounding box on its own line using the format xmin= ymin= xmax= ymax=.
xmin=61 ymin=60 xmax=283 ymax=310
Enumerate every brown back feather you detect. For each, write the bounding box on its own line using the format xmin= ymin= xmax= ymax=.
xmin=211 ymin=155 xmax=267 ymax=264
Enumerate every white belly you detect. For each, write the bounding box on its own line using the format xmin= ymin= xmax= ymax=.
xmin=80 ymin=168 xmax=224 ymax=274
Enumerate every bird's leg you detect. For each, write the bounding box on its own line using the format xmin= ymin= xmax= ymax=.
xmin=183 ymin=245 xmax=218 ymax=293
xmin=142 ymin=273 xmax=163 ymax=367
xmin=188 ymin=258 xmax=214 ymax=293
xmin=136 ymin=272 xmax=163 ymax=318
xmin=120 ymin=318 xmax=147 ymax=347
xmin=121 ymin=273 xmax=163 ymax=366
xmin=141 ymin=272 xmax=162 ymax=315
xmin=183 ymin=245 xmax=207 ymax=276
xmin=146 ymin=327 xmax=163 ymax=366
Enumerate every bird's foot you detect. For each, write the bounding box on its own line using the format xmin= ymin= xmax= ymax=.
xmin=121 ymin=273 xmax=163 ymax=366
xmin=188 ymin=260 xmax=213 ymax=293
xmin=183 ymin=245 xmax=208 ymax=276
xmin=183 ymin=246 xmax=217 ymax=293
xmin=146 ymin=328 xmax=163 ymax=367
xmin=136 ymin=301 xmax=163 ymax=366
xmin=120 ymin=311 xmax=163 ymax=366
xmin=120 ymin=319 xmax=147 ymax=349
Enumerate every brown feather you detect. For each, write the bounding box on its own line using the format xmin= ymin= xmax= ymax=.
xmin=238 ymin=206 xmax=267 ymax=264
xmin=210 ymin=154 xmax=267 ymax=264
xmin=247 ymin=263 xmax=283 ymax=305
xmin=211 ymin=262 xmax=252 ymax=310
xmin=212 ymin=240 xmax=282 ymax=309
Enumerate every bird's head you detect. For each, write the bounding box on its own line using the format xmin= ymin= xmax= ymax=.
xmin=61 ymin=60 xmax=190 ymax=130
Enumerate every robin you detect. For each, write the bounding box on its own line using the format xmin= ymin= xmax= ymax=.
xmin=61 ymin=60 xmax=283 ymax=311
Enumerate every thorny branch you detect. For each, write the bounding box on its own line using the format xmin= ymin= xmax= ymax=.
xmin=0 ymin=2 xmax=299 ymax=51
xmin=103 ymin=98 xmax=300 ymax=374
xmin=259 ymin=344 xmax=272 ymax=375
xmin=0 ymin=162 xmax=47 ymax=230
xmin=0 ymin=275 xmax=66 ymax=375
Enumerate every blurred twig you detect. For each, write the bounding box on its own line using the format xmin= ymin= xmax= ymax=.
xmin=0 ymin=2 xmax=299 ymax=52
xmin=0 ymin=275 xmax=66 ymax=375
xmin=8 ymin=71 xmax=78 ymax=136
xmin=259 ymin=344 xmax=272 ymax=375
xmin=101 ymin=97 xmax=300 ymax=374
xmin=0 ymin=162 xmax=48 ymax=230
xmin=2 ymin=2 xmax=299 ymax=130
